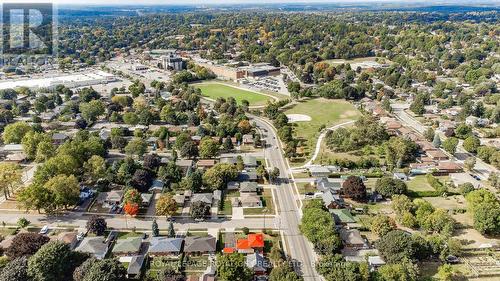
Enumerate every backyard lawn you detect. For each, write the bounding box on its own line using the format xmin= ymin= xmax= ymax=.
xmin=285 ymin=98 xmax=361 ymax=165
xmin=195 ymin=82 xmax=273 ymax=106
xmin=243 ymin=189 xmax=275 ymax=216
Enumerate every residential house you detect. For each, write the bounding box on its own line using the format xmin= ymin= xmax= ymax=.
xmin=246 ymin=253 xmax=269 ymax=275
xmin=393 ymin=172 xmax=408 ymax=181
xmin=436 ymin=162 xmax=463 ymax=175
xmin=101 ymin=190 xmax=124 ymax=205
xmin=309 ymin=166 xmax=331 ymax=178
xmin=4 ymin=152 xmax=27 ymax=163
xmin=149 ymin=179 xmax=164 ymax=193
xmin=330 ymin=209 xmax=356 ymax=226
xmin=240 ymin=182 xmax=260 ymax=193
xmin=240 ymin=193 xmax=262 ymax=208
xmin=243 ymin=155 xmax=257 ymax=168
xmin=52 ymin=133 xmax=68 ymax=145
xmin=238 ymin=169 xmax=258 ymax=182
xmin=148 ymin=237 xmax=184 ymax=257
xmin=223 ymin=232 xmax=237 ymax=254
xmin=197 ymin=159 xmax=216 ymax=170
xmin=340 ymin=229 xmax=366 ymax=250
xmin=227 ymin=181 xmax=239 ymax=190
xmin=220 ymin=156 xmax=238 ymax=165
xmin=126 ymin=255 xmax=146 ymax=279
xmin=427 ymin=150 xmax=449 ymax=161
xmin=75 ymin=237 xmax=109 ymax=259
xmin=112 ymin=237 xmax=142 ymax=256
xmin=465 ymin=116 xmax=479 ymax=127
xmin=57 ymin=232 xmax=79 ymax=250
xmin=184 ymin=236 xmax=217 ymax=256
xmin=173 ymin=194 xmax=186 ymax=206
xmin=321 ymin=191 xmax=344 ymax=210
xmin=236 ymin=233 xmax=265 ymax=254
xmin=242 ymin=134 xmax=254 ymax=145
xmin=316 ymin=178 xmax=342 ymax=194
xmin=191 ymin=193 xmax=213 ymax=205
xmin=368 ymin=256 xmax=386 ymax=270
xmin=175 ymin=159 xmax=193 ymax=175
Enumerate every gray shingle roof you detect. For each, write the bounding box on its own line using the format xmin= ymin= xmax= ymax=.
xmin=148 ymin=237 xmax=184 ymax=254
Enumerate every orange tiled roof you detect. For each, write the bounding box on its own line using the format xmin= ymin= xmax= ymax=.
xmin=223 ymin=247 xmax=235 ymax=254
xmin=236 ymin=239 xmax=251 ymax=250
xmin=248 ymin=233 xmax=264 ymax=248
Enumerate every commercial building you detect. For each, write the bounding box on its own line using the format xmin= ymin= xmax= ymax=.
xmin=0 ymin=71 xmax=117 ymax=90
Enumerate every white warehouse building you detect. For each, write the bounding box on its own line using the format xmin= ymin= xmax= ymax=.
xmin=0 ymin=71 xmax=117 ymax=90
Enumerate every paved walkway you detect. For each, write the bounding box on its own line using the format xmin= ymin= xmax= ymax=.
xmin=232 ymin=207 xmax=244 ymax=220
xmin=294 ymin=120 xmax=356 ymax=170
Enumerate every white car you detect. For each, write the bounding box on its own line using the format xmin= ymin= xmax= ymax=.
xmin=39 ymin=225 xmax=49 ymax=235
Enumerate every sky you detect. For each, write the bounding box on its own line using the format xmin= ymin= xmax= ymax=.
xmin=46 ymin=0 xmax=495 ymax=6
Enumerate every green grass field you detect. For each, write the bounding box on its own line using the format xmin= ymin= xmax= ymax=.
xmin=195 ymin=83 xmax=272 ymax=106
xmin=285 ymin=98 xmax=361 ymax=165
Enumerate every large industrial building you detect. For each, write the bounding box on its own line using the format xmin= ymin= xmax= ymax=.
xmin=196 ymin=61 xmax=280 ymax=81
xmin=0 ymin=71 xmax=117 ymax=90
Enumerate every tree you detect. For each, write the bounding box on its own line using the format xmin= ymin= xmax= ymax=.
xmin=180 ymin=141 xmax=198 ymax=159
xmin=143 ymin=154 xmax=160 ymax=171
xmin=86 ymin=215 xmax=107 ymax=236
xmin=17 ymin=217 xmax=30 ymax=228
xmin=190 ymin=201 xmax=210 ymax=220
xmin=316 ymin=254 xmax=368 ymax=281
xmin=74 ymin=258 xmax=126 ymax=281
xmin=180 ymin=170 xmax=204 ymax=192
xmin=125 ymin=138 xmax=147 ymax=157
xmin=156 ymin=194 xmax=177 ymax=218
xmin=199 ymin=137 xmax=219 ymax=159
xmin=167 ymin=221 xmax=175 ymax=238
xmin=424 ymin=127 xmax=435 ymax=142
xmin=463 ymin=136 xmax=480 ymax=153
xmin=83 ymin=155 xmax=107 ymax=184
xmin=150 ymin=219 xmax=159 ymax=237
xmin=123 ymin=188 xmax=142 ymax=205
xmin=0 ymin=257 xmax=29 ymax=281
xmin=376 ymin=259 xmax=418 ymax=281
xmin=27 ymin=241 xmax=79 ymax=281
xmin=43 ymin=174 xmax=80 ymax=209
xmin=202 ymin=163 xmax=239 ymax=190
xmin=123 ymin=203 xmax=139 ymax=217
xmin=2 ymin=122 xmax=32 ymax=144
xmin=217 ymin=253 xmax=253 ymax=281
xmin=464 ymin=157 xmax=476 ymax=171
xmin=375 ymin=177 xmax=407 ymax=198
xmin=473 ymin=202 xmax=500 ymax=235
xmin=442 ymin=137 xmax=459 ymax=155
xmin=17 ymin=184 xmax=54 ymax=213
xmin=79 ymin=100 xmax=105 ymax=123
xmin=436 ymin=264 xmax=454 ymax=281
xmin=0 ymin=163 xmax=22 ymax=199
xmin=131 ymin=169 xmax=153 ymax=192
xmin=269 ymin=167 xmax=280 ymax=182
xmin=376 ymin=230 xmax=417 ymax=263
xmin=5 ymin=233 xmax=50 ymax=258
xmin=21 ymin=131 xmax=51 ymax=160
xmin=269 ymin=263 xmax=303 ymax=281
xmin=370 ymin=215 xmax=397 ymax=237
xmin=342 ymin=176 xmax=366 ymax=201
xmin=454 ymin=123 xmax=472 ymax=139
xmin=432 ymin=134 xmax=442 ymax=148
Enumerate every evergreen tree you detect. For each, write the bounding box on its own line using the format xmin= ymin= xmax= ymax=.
xmin=152 ymin=219 xmax=159 ymax=237
xmin=167 ymin=221 xmax=175 ymax=238
xmin=432 ymin=134 xmax=441 ymax=148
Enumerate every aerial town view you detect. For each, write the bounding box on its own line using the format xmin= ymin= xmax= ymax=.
xmin=0 ymin=0 xmax=498 ymax=280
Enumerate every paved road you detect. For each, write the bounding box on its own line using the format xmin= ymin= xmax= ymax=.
xmin=251 ymin=116 xmax=320 ymax=281
xmin=0 ymin=211 xmax=270 ymax=231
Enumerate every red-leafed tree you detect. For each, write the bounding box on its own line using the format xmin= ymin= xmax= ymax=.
xmin=342 ymin=176 xmax=367 ymax=201
xmin=123 ymin=203 xmax=139 ymax=217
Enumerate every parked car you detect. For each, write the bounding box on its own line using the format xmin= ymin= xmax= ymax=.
xmin=39 ymin=225 xmax=49 ymax=235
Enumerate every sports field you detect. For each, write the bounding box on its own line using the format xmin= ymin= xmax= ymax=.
xmin=196 ymin=82 xmax=273 ymax=106
xmin=285 ymin=98 xmax=361 ymax=164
